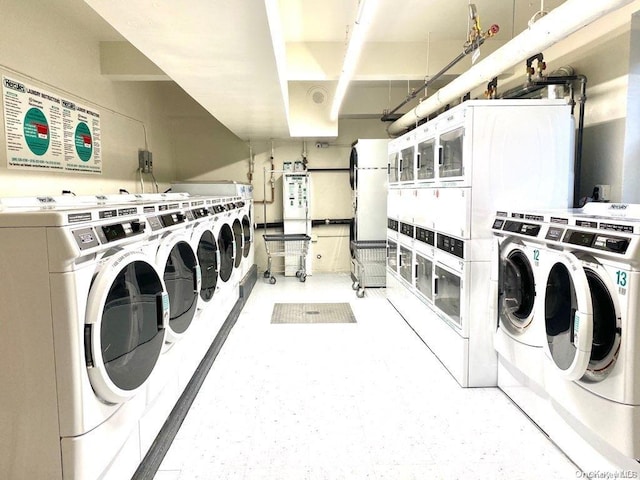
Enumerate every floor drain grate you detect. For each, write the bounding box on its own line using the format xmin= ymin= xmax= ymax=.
xmin=271 ymin=303 xmax=356 ymax=324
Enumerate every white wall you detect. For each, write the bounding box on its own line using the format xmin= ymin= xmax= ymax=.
xmin=0 ymin=1 xmax=177 ymax=197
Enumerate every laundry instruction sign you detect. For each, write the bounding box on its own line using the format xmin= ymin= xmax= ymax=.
xmin=3 ymin=76 xmax=101 ymax=173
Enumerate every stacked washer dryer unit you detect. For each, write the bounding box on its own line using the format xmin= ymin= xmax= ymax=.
xmin=524 ymin=203 xmax=640 ymax=472
xmin=386 ymin=99 xmax=575 ymax=387
xmin=349 ymin=139 xmax=389 ymax=282
xmin=0 ymin=196 xmax=169 ymax=480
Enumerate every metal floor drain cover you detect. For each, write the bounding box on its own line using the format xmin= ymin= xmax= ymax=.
xmin=271 ymin=303 xmax=356 ymax=324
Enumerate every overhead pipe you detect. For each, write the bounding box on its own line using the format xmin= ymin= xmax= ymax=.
xmin=255 ymin=140 xmax=276 ymax=205
xmin=382 ymin=5 xmax=499 ymax=122
xmin=387 ymin=0 xmax=635 ymax=136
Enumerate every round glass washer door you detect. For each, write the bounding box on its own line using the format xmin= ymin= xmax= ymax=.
xmin=582 ymin=266 xmax=621 ymax=382
xmin=349 ymin=146 xmax=357 ymax=189
xmin=543 ymin=254 xmax=593 ymax=381
xmin=85 ymin=251 xmax=169 ymax=404
xmin=159 ymin=237 xmax=200 ymax=342
xmin=500 ymin=248 xmax=536 ymax=335
xmin=242 ymin=214 xmax=251 ymax=258
xmin=232 ymin=218 xmax=243 ymax=268
xmin=195 ymin=228 xmax=219 ymax=302
xmin=218 ymin=223 xmax=235 ymax=282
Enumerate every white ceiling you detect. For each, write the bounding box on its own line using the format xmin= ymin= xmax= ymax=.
xmin=81 ymin=0 xmax=567 ymax=140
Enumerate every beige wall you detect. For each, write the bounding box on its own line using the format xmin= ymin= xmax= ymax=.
xmin=0 ymin=1 xmax=178 ymax=196
xmin=173 ymin=117 xmax=388 ymax=273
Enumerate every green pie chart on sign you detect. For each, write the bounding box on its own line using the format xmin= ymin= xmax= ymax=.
xmin=23 ymin=108 xmax=50 ymax=156
xmin=75 ymin=122 xmax=93 ymax=162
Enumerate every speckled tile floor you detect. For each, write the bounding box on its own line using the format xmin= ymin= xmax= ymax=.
xmin=154 ymin=273 xmax=578 ymax=480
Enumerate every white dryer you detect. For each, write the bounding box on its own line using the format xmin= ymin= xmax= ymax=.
xmin=0 ymin=200 xmax=168 ymax=480
xmin=536 ymin=203 xmax=640 ymax=467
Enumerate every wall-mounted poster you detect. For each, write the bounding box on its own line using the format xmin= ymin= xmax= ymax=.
xmin=3 ymin=76 xmax=101 ymax=174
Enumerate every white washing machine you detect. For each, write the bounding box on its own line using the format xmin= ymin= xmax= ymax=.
xmin=171 ymin=181 xmax=256 ymax=282
xmin=211 ymin=200 xmax=240 ymax=319
xmin=534 ymin=203 xmax=640 ymax=469
xmin=188 ymin=197 xmax=221 ymax=319
xmin=489 ymin=211 xmax=555 ymax=429
xmin=0 ymin=200 xmax=169 ymax=480
xmin=491 ymin=213 xmax=548 ymax=387
xmin=349 ymin=139 xmax=389 ymax=244
xmin=186 ymin=196 xmax=228 ymax=356
xmin=134 ymin=197 xmax=205 ymax=455
xmin=237 ymin=198 xmax=254 ymax=280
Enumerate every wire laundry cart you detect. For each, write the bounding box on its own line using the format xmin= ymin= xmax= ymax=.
xmin=350 ymin=240 xmax=387 ymax=297
xmin=263 ymin=233 xmax=311 ymax=284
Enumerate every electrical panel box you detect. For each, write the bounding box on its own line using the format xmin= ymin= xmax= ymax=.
xmin=138 ymin=150 xmax=153 ymax=173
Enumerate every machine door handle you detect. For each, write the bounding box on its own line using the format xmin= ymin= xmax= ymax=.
xmin=434 ymin=276 xmax=439 ymax=296
xmin=438 ymin=146 xmax=444 ymax=166
xmin=416 ymin=153 xmax=421 ymax=170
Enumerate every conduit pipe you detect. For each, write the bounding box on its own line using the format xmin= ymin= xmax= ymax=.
xmin=387 ymin=0 xmax=635 ymax=136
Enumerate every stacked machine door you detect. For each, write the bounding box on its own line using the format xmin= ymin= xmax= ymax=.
xmin=416 ymin=123 xmax=436 ymax=184
xmin=437 ymin=108 xmax=468 ymax=184
xmin=398 ymin=222 xmax=415 ymax=286
xmin=433 ymin=233 xmax=466 ymax=331
xmin=399 ymin=144 xmax=415 ymax=183
xmin=414 ymin=226 xmax=435 ymax=304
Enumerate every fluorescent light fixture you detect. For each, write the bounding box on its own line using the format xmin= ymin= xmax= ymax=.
xmin=330 ymin=0 xmax=379 ymax=121
xmin=265 ymin=0 xmax=290 ymax=119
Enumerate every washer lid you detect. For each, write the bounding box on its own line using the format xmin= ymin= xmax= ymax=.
xmin=85 ymin=250 xmax=168 ymax=404
xmin=543 ymin=253 xmax=593 ymax=380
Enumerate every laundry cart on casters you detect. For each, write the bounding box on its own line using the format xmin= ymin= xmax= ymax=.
xmin=263 ymin=233 xmax=311 ymax=284
xmin=350 ymin=240 xmax=386 ymax=297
